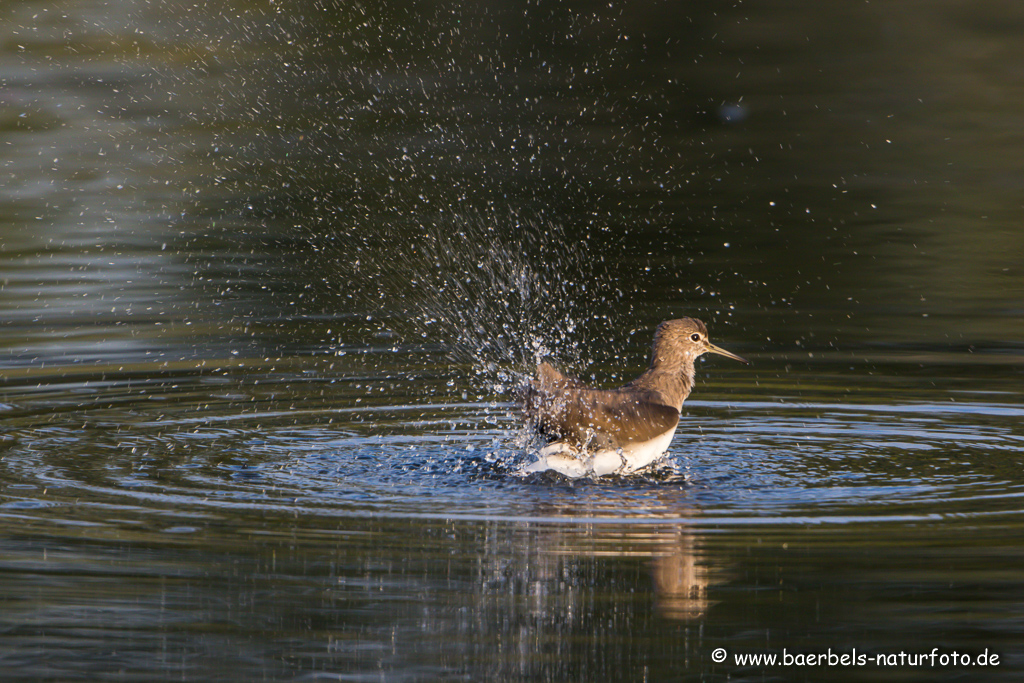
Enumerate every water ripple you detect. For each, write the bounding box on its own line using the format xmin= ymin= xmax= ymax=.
xmin=2 ymin=373 xmax=1022 ymax=529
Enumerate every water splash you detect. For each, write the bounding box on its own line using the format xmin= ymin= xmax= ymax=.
xmin=370 ymin=213 xmax=622 ymax=400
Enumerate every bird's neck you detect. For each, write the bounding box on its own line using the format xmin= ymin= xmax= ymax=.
xmin=632 ymin=360 xmax=695 ymax=411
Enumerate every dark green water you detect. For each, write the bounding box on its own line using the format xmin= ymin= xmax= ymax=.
xmin=2 ymin=1 xmax=1023 ymax=681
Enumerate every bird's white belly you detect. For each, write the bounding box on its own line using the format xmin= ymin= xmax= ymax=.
xmin=615 ymin=424 xmax=678 ymax=473
xmin=522 ymin=425 xmax=678 ymax=478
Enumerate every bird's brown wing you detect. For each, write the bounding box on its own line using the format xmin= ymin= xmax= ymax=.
xmin=525 ymin=364 xmax=680 ymax=450
xmin=586 ymin=393 xmax=681 ymax=447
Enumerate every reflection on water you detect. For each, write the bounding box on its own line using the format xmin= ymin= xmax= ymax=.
xmin=3 ymin=0 xmax=1024 ymax=680
xmin=0 ymin=516 xmax=721 ymax=680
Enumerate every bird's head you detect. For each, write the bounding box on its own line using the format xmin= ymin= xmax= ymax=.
xmin=651 ymin=318 xmax=748 ymax=370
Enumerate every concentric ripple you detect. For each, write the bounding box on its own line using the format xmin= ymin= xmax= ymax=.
xmin=2 ymin=361 xmax=1023 ymax=531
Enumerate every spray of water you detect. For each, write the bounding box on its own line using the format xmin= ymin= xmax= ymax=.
xmin=377 ymin=213 xmax=621 ymax=402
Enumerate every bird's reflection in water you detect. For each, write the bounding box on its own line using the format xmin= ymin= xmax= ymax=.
xmin=513 ymin=514 xmax=721 ymax=623
xmin=650 ymin=524 xmax=718 ymax=621
xmin=468 ymin=493 xmax=725 ymax=678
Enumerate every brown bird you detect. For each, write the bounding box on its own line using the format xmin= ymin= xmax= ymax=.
xmin=522 ymin=318 xmax=747 ymax=477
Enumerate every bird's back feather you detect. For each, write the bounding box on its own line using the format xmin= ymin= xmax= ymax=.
xmin=524 ymin=362 xmax=680 ymax=451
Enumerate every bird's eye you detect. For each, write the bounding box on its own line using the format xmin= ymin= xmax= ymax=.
xmin=690 ymin=333 xmax=701 ymax=342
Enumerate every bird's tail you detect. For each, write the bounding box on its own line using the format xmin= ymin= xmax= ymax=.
xmin=518 ymin=360 xmax=580 ymax=431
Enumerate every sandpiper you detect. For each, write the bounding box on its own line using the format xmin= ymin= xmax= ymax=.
xmin=521 ymin=318 xmax=747 ymax=477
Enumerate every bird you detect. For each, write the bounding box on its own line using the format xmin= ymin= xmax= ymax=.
xmin=521 ymin=318 xmax=747 ymax=477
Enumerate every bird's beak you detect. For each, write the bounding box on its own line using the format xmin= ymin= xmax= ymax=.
xmin=703 ymin=341 xmax=748 ymax=364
